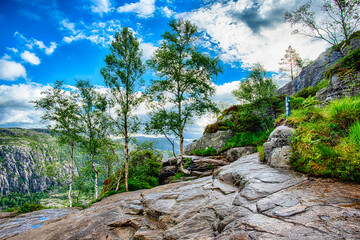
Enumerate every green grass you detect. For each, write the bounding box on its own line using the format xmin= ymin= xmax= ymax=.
xmin=220 ymin=130 xmax=271 ymax=153
xmin=349 ymin=121 xmax=360 ymax=146
xmin=328 ymin=97 xmax=360 ymax=128
xmin=289 ymin=95 xmax=360 ymax=182
xmin=190 ymin=147 xmax=217 ymax=156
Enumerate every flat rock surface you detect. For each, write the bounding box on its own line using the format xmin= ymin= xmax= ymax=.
xmin=3 ymin=153 xmax=360 ymax=240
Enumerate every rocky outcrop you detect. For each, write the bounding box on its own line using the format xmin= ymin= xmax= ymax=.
xmin=316 ymin=72 xmax=360 ymax=102
xmin=159 ymin=155 xmax=229 ymax=184
xmin=3 ymin=153 xmax=360 ymax=240
xmin=223 ymin=146 xmax=256 ymax=162
xmin=278 ymin=37 xmax=360 ymax=96
xmin=263 ymin=125 xmax=294 ymax=169
xmin=184 ymin=130 xmax=234 ymax=154
xmin=0 ymin=145 xmax=67 ymax=195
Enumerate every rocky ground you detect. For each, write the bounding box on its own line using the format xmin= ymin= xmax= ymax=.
xmin=1 ymin=153 xmax=359 ymax=240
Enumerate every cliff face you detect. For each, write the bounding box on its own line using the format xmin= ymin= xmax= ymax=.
xmin=0 ymin=129 xmax=69 ymax=195
xmin=278 ymin=37 xmax=360 ymax=96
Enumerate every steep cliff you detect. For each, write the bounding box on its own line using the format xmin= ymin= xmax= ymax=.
xmin=0 ymin=128 xmax=70 ymax=195
xmin=278 ymin=35 xmax=360 ymax=96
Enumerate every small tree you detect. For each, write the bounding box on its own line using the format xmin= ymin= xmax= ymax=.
xmin=32 ymin=80 xmax=80 ymax=207
xmin=232 ymin=64 xmax=277 ymax=132
xmin=76 ymin=79 xmax=109 ymax=199
xmin=146 ymin=19 xmax=222 ymax=174
xmin=101 ymin=27 xmax=145 ymax=192
xmin=285 ymin=0 xmax=360 ymax=53
xmin=279 ymin=45 xmax=303 ymax=80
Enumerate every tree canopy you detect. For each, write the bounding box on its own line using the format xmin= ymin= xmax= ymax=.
xmin=146 ymin=19 xmax=222 ymax=173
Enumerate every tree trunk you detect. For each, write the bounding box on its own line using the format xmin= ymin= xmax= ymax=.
xmin=68 ymin=143 xmax=74 ymax=207
xmin=90 ymin=153 xmax=98 ymax=199
xmin=125 ymin=133 xmax=129 ymax=192
xmin=177 ymin=132 xmax=190 ymax=174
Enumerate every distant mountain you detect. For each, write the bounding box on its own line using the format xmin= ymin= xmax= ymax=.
xmin=134 ymin=136 xmax=193 ymax=155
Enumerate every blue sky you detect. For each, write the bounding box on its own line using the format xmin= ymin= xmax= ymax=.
xmin=0 ymin=0 xmax=329 ymax=137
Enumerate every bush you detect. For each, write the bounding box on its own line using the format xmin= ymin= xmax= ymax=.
xmin=289 ymin=96 xmax=360 ymax=182
xmin=257 ymin=145 xmax=265 ymax=162
xmin=220 ymin=130 xmax=270 ymax=152
xmin=328 ymin=96 xmax=360 ymax=128
xmin=349 ymin=121 xmax=360 ymax=146
xmin=292 ymin=79 xmax=328 ymax=99
xmin=191 ymin=147 xmax=217 ymax=156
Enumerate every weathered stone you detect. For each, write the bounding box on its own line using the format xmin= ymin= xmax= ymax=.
xmin=278 ymin=37 xmax=360 ymax=96
xmin=2 ymin=154 xmax=360 ymax=240
xmin=269 ymin=146 xmax=292 ymax=169
xmin=263 ymin=125 xmax=294 ymax=168
xmin=184 ymin=130 xmax=234 ymax=154
xmin=223 ymin=146 xmax=256 ymax=162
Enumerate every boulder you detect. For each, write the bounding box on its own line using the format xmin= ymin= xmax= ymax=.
xmin=263 ymin=125 xmax=295 ymax=169
xmin=223 ymin=147 xmax=256 ymax=162
xmin=184 ymin=130 xmax=234 ymax=154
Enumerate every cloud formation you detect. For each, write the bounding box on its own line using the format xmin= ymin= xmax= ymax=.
xmin=161 ymin=6 xmax=174 ymax=18
xmin=178 ymin=0 xmax=329 ymax=72
xmin=0 ymin=83 xmax=48 ymax=127
xmin=0 ymin=59 xmax=27 ymax=81
xmin=14 ymin=32 xmax=58 ymax=55
xmin=91 ymin=0 xmax=112 ymax=14
xmin=20 ymin=51 xmax=41 ymax=65
xmin=117 ymin=0 xmax=156 ymax=18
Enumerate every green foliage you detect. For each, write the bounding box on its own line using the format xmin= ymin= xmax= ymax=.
xmin=100 ymin=145 xmax=162 ymax=196
xmin=233 ymin=63 xmax=277 ymax=103
xmin=0 ymin=192 xmax=49 ymax=212
xmin=289 ymin=95 xmax=360 ymax=182
xmin=292 ymin=79 xmax=328 ymax=99
xmin=172 ymin=172 xmax=188 ymax=181
xmin=257 ymin=145 xmax=265 ymax=162
xmin=348 ymin=121 xmax=360 ymax=145
xmin=328 ymin=96 xmax=360 ymax=128
xmin=146 ymin=19 xmax=222 ymax=164
xmin=221 ymin=131 xmax=271 ymax=152
xmin=190 ymin=147 xmax=217 ymax=156
xmin=324 ymin=47 xmax=360 ymax=81
xmin=183 ymin=157 xmax=193 ymax=168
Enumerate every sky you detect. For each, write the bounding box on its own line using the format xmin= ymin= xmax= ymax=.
xmin=0 ymin=0 xmax=329 ymax=138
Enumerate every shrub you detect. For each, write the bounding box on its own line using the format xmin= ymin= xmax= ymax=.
xmin=328 ymin=96 xmax=360 ymax=128
xmin=257 ymin=145 xmax=265 ymax=162
xmin=349 ymin=121 xmax=360 ymax=146
xmin=220 ymin=130 xmax=270 ymax=152
xmin=191 ymin=147 xmax=217 ymax=156
xmin=324 ymin=47 xmax=360 ymax=80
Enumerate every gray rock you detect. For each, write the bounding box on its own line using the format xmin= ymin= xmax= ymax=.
xmin=263 ymin=126 xmax=294 ymax=169
xmin=278 ymin=37 xmax=360 ymax=96
xmin=184 ymin=130 xmax=234 ymax=154
xmin=223 ymin=146 xmax=256 ymax=162
xmin=6 ymin=153 xmax=360 ymax=240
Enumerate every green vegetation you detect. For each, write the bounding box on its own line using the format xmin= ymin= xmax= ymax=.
xmin=277 ymin=95 xmax=360 ymax=182
xmin=324 ymin=47 xmax=360 ymax=81
xmin=220 ymin=130 xmax=271 ymax=152
xmin=146 ymin=19 xmax=222 ymax=174
xmin=100 ymin=146 xmax=162 ymax=196
xmin=190 ymin=147 xmax=217 ymax=156
xmin=0 ymin=192 xmax=49 ymax=211
xmin=292 ymin=79 xmax=328 ymax=99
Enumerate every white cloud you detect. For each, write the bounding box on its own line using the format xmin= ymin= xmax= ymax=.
xmin=45 ymin=42 xmax=57 ymax=55
xmin=161 ymin=6 xmax=174 ymax=18
xmin=62 ymin=20 xmax=121 ymax=47
xmin=0 ymin=83 xmax=49 ymax=127
xmin=14 ymin=32 xmax=58 ymax=56
xmin=0 ymin=59 xmax=27 ymax=81
xmin=139 ymin=41 xmax=157 ymax=60
xmin=20 ymin=51 xmax=41 ymax=65
xmin=178 ymin=0 xmax=329 ymax=72
xmin=60 ymin=19 xmax=77 ymax=34
xmin=117 ymin=0 xmax=155 ymax=18
xmin=91 ymin=0 xmax=112 ymax=14
xmin=7 ymin=47 xmax=18 ymax=53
